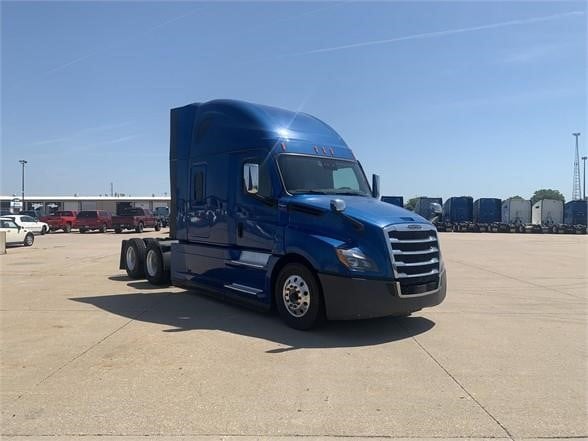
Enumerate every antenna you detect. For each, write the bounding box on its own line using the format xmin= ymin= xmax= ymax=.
xmin=572 ymin=133 xmax=581 ymax=201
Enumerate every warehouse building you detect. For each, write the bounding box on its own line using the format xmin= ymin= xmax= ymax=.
xmin=0 ymin=195 xmax=170 ymax=216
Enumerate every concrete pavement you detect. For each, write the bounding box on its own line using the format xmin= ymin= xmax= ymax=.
xmin=1 ymin=231 xmax=586 ymax=440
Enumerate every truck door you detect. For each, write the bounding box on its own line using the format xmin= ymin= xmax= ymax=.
xmin=223 ymin=154 xmax=280 ymax=301
xmin=188 ymin=164 xmax=210 ymax=239
xmin=234 ymin=155 xmax=280 ymax=252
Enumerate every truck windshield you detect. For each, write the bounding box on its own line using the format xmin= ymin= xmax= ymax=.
xmin=278 ymin=155 xmax=371 ymax=196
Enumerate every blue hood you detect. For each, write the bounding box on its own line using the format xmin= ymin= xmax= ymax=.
xmin=286 ymin=195 xmax=429 ymax=228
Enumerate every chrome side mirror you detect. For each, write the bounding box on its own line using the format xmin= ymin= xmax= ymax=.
xmin=430 ymin=202 xmax=442 ymax=215
xmin=243 ymin=163 xmax=259 ymax=194
xmin=330 ymin=198 xmax=346 ymax=213
xmin=371 ymin=174 xmax=380 ymax=199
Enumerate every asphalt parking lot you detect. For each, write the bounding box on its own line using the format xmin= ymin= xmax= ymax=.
xmin=0 ymin=231 xmax=586 ymax=440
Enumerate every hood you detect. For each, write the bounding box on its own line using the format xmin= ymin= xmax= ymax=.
xmin=285 ymin=195 xmax=429 ymax=228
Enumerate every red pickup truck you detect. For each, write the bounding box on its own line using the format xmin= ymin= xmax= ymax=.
xmin=40 ymin=211 xmax=78 ymax=233
xmin=112 ymin=208 xmax=160 ymax=233
xmin=75 ymin=210 xmax=112 ymax=233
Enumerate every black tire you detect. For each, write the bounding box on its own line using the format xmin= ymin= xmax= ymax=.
xmin=275 ymin=263 xmax=323 ymax=330
xmin=79 ymin=228 xmax=86 ymax=234
xmin=100 ymin=223 xmax=107 ymax=233
xmin=144 ymin=243 xmax=171 ymax=286
xmin=23 ymin=233 xmax=34 ymax=247
xmin=125 ymin=238 xmax=147 ymax=279
xmin=64 ymin=223 xmax=72 ymax=233
xmin=135 ymin=222 xmax=144 ymax=233
xmin=114 ymin=228 xmax=122 ymax=234
xmin=154 ymin=222 xmax=161 ymax=232
xmin=551 ymin=226 xmax=558 ymax=234
xmin=41 ymin=226 xmax=47 ymax=235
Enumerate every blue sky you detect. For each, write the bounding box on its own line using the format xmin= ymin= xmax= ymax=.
xmin=1 ymin=1 xmax=586 ymax=201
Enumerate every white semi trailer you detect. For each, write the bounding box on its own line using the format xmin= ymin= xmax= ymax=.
xmin=530 ymin=199 xmax=564 ymax=233
xmin=501 ymin=198 xmax=531 ymax=233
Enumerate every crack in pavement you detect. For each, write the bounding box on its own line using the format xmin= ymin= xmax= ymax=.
xmin=402 ymin=326 xmax=514 ymax=441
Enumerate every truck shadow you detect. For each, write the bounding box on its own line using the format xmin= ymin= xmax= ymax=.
xmin=70 ymin=291 xmax=435 ymax=352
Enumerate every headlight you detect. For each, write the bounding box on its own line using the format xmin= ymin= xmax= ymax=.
xmin=336 ymin=247 xmax=377 ymax=272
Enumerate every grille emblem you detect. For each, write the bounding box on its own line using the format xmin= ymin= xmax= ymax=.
xmin=407 ymin=224 xmax=422 ymax=229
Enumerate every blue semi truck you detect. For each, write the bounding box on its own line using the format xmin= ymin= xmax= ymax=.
xmin=119 ymin=100 xmax=446 ymax=329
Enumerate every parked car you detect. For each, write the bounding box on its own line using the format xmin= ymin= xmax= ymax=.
xmin=75 ymin=210 xmax=112 ymax=233
xmin=40 ymin=210 xmax=78 ymax=233
xmin=0 ymin=217 xmax=35 ymax=246
xmin=3 ymin=214 xmax=49 ymax=235
xmin=153 ymin=206 xmax=170 ymax=228
xmin=112 ymin=207 xmax=160 ymax=233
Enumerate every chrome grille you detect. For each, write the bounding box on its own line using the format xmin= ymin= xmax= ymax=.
xmin=384 ymin=224 xmax=441 ymax=297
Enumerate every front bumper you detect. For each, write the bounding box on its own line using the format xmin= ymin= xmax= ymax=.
xmin=319 ymin=271 xmax=446 ymax=320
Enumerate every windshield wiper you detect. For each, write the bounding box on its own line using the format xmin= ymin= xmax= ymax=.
xmin=291 ymin=189 xmax=368 ymax=196
xmin=290 ymin=190 xmax=330 ymax=195
xmin=330 ymin=190 xmax=368 ymax=196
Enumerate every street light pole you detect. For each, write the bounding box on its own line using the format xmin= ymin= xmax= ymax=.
xmin=582 ymin=156 xmax=587 ymax=200
xmin=18 ymin=160 xmax=28 ymax=212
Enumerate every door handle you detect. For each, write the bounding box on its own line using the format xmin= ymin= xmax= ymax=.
xmin=237 ymin=222 xmax=243 ymax=238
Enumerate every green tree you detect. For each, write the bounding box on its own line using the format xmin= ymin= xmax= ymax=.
xmin=507 ymin=195 xmax=524 ymax=200
xmin=530 ymin=189 xmax=565 ymax=205
xmin=404 ymin=197 xmax=418 ymax=211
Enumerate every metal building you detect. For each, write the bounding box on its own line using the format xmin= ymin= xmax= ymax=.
xmin=0 ymin=195 xmax=170 ymax=216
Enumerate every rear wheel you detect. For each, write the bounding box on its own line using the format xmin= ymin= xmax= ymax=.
xmin=144 ymin=243 xmax=170 ymax=286
xmin=114 ymin=228 xmax=122 ymax=234
xmin=100 ymin=223 xmax=107 ymax=233
xmin=125 ymin=238 xmax=146 ymax=279
xmin=135 ymin=222 xmax=144 ymax=233
xmin=154 ymin=221 xmax=161 ymax=232
xmin=23 ymin=233 xmax=34 ymax=247
xmin=64 ymin=223 xmax=72 ymax=233
xmin=79 ymin=228 xmax=86 ymax=234
xmin=275 ymin=263 xmax=323 ymax=330
xmin=41 ymin=226 xmax=47 ymax=235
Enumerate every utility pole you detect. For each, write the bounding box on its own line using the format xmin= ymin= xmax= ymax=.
xmin=582 ymin=156 xmax=587 ymax=200
xmin=18 ymin=160 xmax=28 ymax=212
xmin=572 ymin=133 xmax=581 ymax=200
xmin=110 ymin=182 xmax=114 ymax=197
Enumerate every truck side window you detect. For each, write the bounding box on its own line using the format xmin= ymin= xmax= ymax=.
xmin=193 ymin=171 xmax=205 ymax=204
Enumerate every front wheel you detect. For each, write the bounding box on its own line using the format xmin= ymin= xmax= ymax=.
xmin=41 ymin=226 xmax=47 ymax=235
xmin=135 ymin=222 xmax=144 ymax=233
xmin=275 ymin=263 xmax=324 ymax=330
xmin=154 ymin=222 xmax=161 ymax=232
xmin=24 ymin=233 xmax=34 ymax=247
xmin=64 ymin=223 xmax=72 ymax=233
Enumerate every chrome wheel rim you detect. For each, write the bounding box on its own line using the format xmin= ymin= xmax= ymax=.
xmin=282 ymin=275 xmax=310 ymax=317
xmin=126 ymin=246 xmax=136 ymax=271
xmin=146 ymin=250 xmax=158 ymax=277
